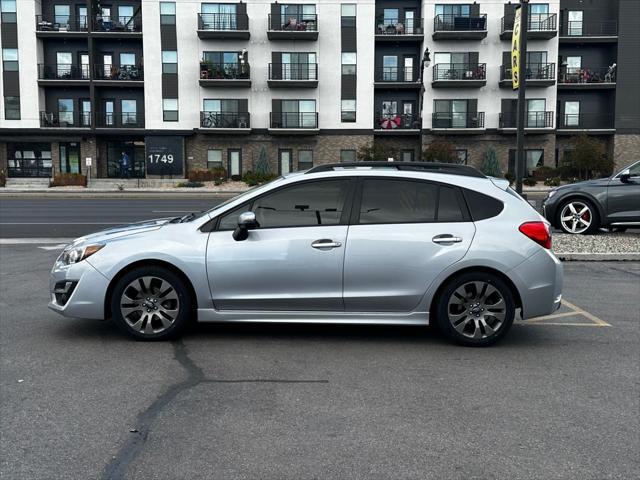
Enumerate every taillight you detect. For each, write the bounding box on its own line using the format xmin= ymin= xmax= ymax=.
xmin=519 ymin=221 xmax=552 ymax=249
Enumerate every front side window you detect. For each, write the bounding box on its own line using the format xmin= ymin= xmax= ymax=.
xmin=252 ymin=180 xmax=349 ymax=229
xmin=298 ymin=150 xmax=313 ymax=170
xmin=341 ymin=150 xmax=356 ymax=163
xmin=207 ymin=149 xmax=223 ymax=169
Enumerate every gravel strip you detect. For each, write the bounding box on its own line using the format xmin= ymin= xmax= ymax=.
xmin=553 ymin=232 xmax=640 ymax=255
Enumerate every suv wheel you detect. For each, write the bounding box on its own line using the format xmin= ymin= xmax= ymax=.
xmin=557 ymin=199 xmax=599 ymax=234
xmin=110 ymin=266 xmax=192 ymax=340
xmin=435 ymin=272 xmax=515 ymax=347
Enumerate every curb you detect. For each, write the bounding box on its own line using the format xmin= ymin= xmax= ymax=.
xmin=556 ymin=253 xmax=640 ymax=261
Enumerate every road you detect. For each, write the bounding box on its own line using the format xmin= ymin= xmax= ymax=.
xmin=0 ymin=243 xmax=638 ymax=479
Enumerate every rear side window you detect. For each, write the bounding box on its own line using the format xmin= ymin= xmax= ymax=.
xmin=463 ymin=189 xmax=504 ymax=221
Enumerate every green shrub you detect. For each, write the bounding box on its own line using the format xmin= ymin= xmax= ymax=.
xmin=176 ymin=181 xmax=204 ymax=188
xmin=188 ymin=168 xmax=226 ymax=182
xmin=480 ymin=147 xmax=502 ymax=177
xmin=523 ymin=177 xmax=537 ymax=187
xmin=544 ymin=176 xmax=561 ymax=187
xmin=533 ymin=165 xmax=557 ymax=181
xmin=242 ymin=171 xmax=277 ymax=186
xmin=50 ymin=173 xmax=87 ymax=187
xmin=422 ymin=139 xmax=458 ymax=163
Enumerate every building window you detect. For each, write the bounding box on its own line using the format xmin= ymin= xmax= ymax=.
xmin=0 ymin=0 xmax=17 ymax=23
xmin=2 ymin=48 xmax=18 ymax=71
xmin=162 ymin=51 xmax=178 ymax=74
xmin=567 ymin=11 xmax=583 ymax=36
xmin=341 ymin=149 xmax=357 ymax=163
xmin=563 ymin=101 xmax=580 ymax=127
xmin=298 ymin=150 xmax=313 ymax=170
xmin=341 ymin=4 xmax=356 ymax=27
xmin=341 ymin=52 xmax=356 ymax=75
xmin=207 ymin=149 xmax=223 ymax=169
xmin=509 ymin=149 xmax=544 ymax=177
xmin=454 ymin=149 xmax=468 ymax=164
xmin=401 ymin=150 xmax=414 ymax=162
xmin=160 ymin=2 xmax=176 ymax=25
xmin=4 ymin=96 xmax=19 ymax=119
xmin=341 ymin=99 xmax=356 ymax=123
xmin=163 ymin=98 xmax=178 ymax=121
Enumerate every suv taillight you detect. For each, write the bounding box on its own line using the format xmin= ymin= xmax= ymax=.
xmin=519 ymin=221 xmax=552 ymax=249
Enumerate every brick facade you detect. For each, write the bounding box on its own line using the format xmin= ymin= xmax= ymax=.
xmin=613 ymin=134 xmax=640 ymax=171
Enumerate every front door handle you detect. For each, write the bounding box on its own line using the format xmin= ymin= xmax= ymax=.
xmin=311 ymin=239 xmax=342 ymax=249
xmin=432 ymin=234 xmax=463 ymax=245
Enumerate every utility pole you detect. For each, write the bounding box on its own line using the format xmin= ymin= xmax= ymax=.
xmin=515 ymin=0 xmax=529 ymax=195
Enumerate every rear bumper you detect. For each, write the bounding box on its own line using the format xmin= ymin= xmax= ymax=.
xmin=508 ymin=248 xmax=563 ymax=320
xmin=48 ymin=260 xmax=109 ymax=320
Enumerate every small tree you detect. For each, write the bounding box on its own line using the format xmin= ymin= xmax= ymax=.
xmin=255 ymin=145 xmax=271 ymax=176
xmin=563 ymin=134 xmax=613 ymax=180
xmin=356 ymin=142 xmax=392 ymax=162
xmin=422 ymin=139 xmax=457 ymax=163
xmin=481 ymin=146 xmax=502 ymax=177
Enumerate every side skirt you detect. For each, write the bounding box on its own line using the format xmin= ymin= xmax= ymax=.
xmin=196 ymin=309 xmax=430 ymax=325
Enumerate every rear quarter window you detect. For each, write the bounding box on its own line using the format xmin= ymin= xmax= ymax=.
xmin=462 ymin=189 xmax=504 ymax=221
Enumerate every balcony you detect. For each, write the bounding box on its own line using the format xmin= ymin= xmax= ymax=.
xmin=556 ymin=113 xmax=615 ymax=134
xmin=92 ymin=14 xmax=142 ymax=36
xmin=93 ymin=65 xmax=144 ymax=85
xmin=35 ymin=15 xmax=88 ymax=36
xmin=197 ymin=13 xmax=250 ymax=39
xmin=433 ymin=14 xmax=487 ymax=40
xmin=37 ymin=64 xmax=90 ymax=85
xmin=269 ymin=112 xmax=319 ymax=134
xmin=558 ymin=67 xmax=616 ymax=89
xmin=432 ymin=64 xmax=486 ymax=87
xmin=96 ymin=112 xmax=144 ymax=129
xmin=432 ymin=112 xmax=485 ymax=133
xmin=267 ymin=14 xmax=318 ymax=41
xmin=560 ymin=21 xmax=618 ymax=43
xmin=39 ymin=111 xmax=91 ymax=128
xmin=373 ymin=113 xmax=422 ymax=134
xmin=374 ymin=17 xmax=424 ymax=42
xmin=200 ymin=112 xmax=251 ymax=133
xmin=374 ymin=67 xmax=421 ymax=89
xmin=500 ymin=13 xmax=557 ymax=40
xmin=199 ymin=63 xmax=251 ymax=87
xmin=499 ymin=111 xmax=554 ymax=131
xmin=499 ymin=63 xmax=556 ymax=88
xmin=268 ymin=64 xmax=317 ymax=88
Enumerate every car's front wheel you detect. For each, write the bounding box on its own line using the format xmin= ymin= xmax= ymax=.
xmin=557 ymin=199 xmax=599 ymax=234
xmin=435 ymin=272 xmax=516 ymax=347
xmin=110 ymin=266 xmax=192 ymax=340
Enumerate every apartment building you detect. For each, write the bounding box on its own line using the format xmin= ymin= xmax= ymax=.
xmin=0 ymin=0 xmax=638 ymax=181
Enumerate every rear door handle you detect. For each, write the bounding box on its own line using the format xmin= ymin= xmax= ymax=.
xmin=311 ymin=239 xmax=342 ymax=249
xmin=432 ymin=234 xmax=463 ymax=245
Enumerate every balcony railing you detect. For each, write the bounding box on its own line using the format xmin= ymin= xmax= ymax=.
xmin=36 ymin=14 xmax=88 ymax=32
xmin=559 ymin=66 xmax=616 ymax=84
xmin=269 ymin=63 xmax=317 ymax=80
xmin=433 ymin=63 xmax=486 ymax=81
xmin=502 ymin=13 xmax=557 ymax=32
xmin=375 ymin=17 xmax=424 ymax=35
xmin=197 ymin=13 xmax=249 ymax=30
xmin=499 ymin=111 xmax=554 ymax=128
xmin=500 ymin=63 xmax=556 ymax=81
xmin=557 ymin=113 xmax=615 ymax=130
xmin=93 ymin=14 xmax=142 ymax=32
xmin=432 ymin=112 xmax=485 ymax=129
xmin=96 ymin=112 xmax=144 ymax=128
xmin=200 ymin=62 xmax=250 ymax=80
xmin=200 ymin=111 xmax=250 ymax=129
xmin=374 ymin=113 xmax=421 ymax=130
xmin=38 ymin=64 xmax=90 ymax=80
xmin=560 ymin=20 xmax=617 ymax=37
xmin=40 ymin=111 xmax=91 ymax=128
xmin=270 ymin=112 xmax=318 ymax=129
xmin=94 ymin=64 xmax=144 ymax=81
xmin=268 ymin=13 xmax=317 ymax=31
xmin=434 ymin=14 xmax=487 ymax=32
xmin=374 ymin=67 xmax=420 ymax=83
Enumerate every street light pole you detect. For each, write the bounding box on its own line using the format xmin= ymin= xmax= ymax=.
xmin=515 ymin=0 xmax=529 ymax=195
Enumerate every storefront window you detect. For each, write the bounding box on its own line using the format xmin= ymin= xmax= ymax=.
xmin=106 ymin=141 xmax=145 ymax=178
xmin=6 ymin=143 xmax=52 ymax=178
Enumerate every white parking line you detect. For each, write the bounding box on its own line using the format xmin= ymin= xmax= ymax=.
xmin=518 ymin=299 xmax=612 ymax=327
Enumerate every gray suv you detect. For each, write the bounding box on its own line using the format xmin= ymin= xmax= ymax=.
xmin=542 ymin=161 xmax=640 ymax=234
xmin=49 ymin=162 xmax=563 ymax=347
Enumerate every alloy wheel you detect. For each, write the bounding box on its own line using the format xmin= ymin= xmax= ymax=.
xmin=446 ymin=281 xmax=507 ymax=340
xmin=560 ymin=201 xmax=592 ymax=234
xmin=119 ymin=276 xmax=180 ymax=335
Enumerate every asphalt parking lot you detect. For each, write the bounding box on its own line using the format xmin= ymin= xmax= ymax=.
xmin=0 ymin=243 xmax=638 ymax=479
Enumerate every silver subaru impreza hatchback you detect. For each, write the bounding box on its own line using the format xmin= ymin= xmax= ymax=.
xmin=49 ymin=162 xmax=562 ymax=347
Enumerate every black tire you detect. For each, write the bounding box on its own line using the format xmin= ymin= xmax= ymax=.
xmin=556 ymin=198 xmax=600 ymax=235
xmin=435 ymin=272 xmax=516 ymax=347
xmin=110 ymin=266 xmax=193 ymax=340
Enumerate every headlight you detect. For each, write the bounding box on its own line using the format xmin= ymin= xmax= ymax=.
xmin=56 ymin=243 xmax=105 ymax=266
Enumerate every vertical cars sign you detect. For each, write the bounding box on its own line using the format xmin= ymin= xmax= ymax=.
xmin=145 ymin=135 xmax=184 ymax=177
xmin=511 ymin=7 xmax=521 ymax=90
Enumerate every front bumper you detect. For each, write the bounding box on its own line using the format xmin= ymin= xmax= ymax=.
xmin=48 ymin=260 xmax=110 ymax=320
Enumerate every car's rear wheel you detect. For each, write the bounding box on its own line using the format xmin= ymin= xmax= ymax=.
xmin=110 ymin=266 xmax=192 ymax=340
xmin=557 ymin=199 xmax=599 ymax=234
xmin=435 ymin=272 xmax=515 ymax=347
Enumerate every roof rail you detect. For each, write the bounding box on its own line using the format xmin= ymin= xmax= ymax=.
xmin=305 ymin=162 xmax=486 ymax=178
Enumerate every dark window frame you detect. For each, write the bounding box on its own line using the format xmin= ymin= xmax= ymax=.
xmin=298 ymin=150 xmax=313 ymax=170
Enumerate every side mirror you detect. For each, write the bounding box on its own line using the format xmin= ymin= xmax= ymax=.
xmin=619 ymin=169 xmax=631 ymax=183
xmin=232 ymin=211 xmax=257 ymax=241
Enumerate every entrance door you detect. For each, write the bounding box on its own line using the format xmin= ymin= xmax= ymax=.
xmin=279 ymin=149 xmax=292 ymax=174
xmin=102 ymin=53 xmax=113 ymax=79
xmin=405 ymin=10 xmax=415 ymax=34
xmin=59 ymin=142 xmax=80 ymax=174
xmin=228 ymin=149 xmax=242 ymax=178
xmin=80 ymin=99 xmax=91 ymax=126
xmin=77 ymin=6 xmax=87 ymax=29
xmin=206 ymin=179 xmax=353 ymax=311
xmin=79 ymin=53 xmax=89 ymax=79
xmin=404 ymin=56 xmax=415 ymax=82
xmin=56 ymin=52 xmax=72 ymax=78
